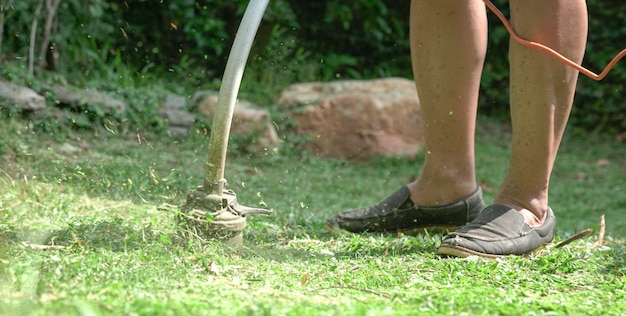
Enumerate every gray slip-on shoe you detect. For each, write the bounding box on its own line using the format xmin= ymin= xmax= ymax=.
xmin=438 ymin=204 xmax=556 ymax=258
xmin=326 ymin=186 xmax=485 ymax=234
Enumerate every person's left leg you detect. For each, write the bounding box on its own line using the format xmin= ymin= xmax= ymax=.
xmin=496 ymin=0 xmax=588 ymax=227
xmin=439 ymin=0 xmax=588 ymax=257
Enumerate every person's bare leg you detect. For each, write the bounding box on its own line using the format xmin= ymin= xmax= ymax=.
xmin=496 ymin=0 xmax=588 ymax=226
xmin=408 ymin=0 xmax=487 ymax=206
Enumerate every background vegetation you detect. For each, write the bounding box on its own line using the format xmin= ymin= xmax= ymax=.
xmin=0 ymin=0 xmax=625 ymax=132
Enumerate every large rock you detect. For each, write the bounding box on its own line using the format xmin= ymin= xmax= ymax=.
xmin=162 ymin=94 xmax=187 ymax=109
xmin=49 ymin=85 xmax=127 ymax=114
xmin=0 ymin=80 xmax=46 ymax=111
xmin=158 ymin=107 xmax=195 ymax=136
xmin=196 ymin=94 xmax=279 ymax=153
xmin=157 ymin=94 xmax=195 ymax=136
xmin=276 ymin=78 xmax=423 ymax=160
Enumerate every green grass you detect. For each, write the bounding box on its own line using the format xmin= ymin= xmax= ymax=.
xmin=1 ymin=117 xmax=625 ymax=315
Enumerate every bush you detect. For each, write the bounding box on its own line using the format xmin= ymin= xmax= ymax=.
xmin=1 ymin=0 xmax=624 ymax=133
xmin=572 ymin=0 xmax=626 ymax=133
xmin=480 ymin=0 xmax=626 ymax=133
xmin=287 ymin=0 xmax=626 ymax=133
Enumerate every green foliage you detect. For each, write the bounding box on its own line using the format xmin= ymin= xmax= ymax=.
xmin=285 ymin=0 xmax=626 ymax=133
xmin=480 ymin=0 xmax=513 ymax=119
xmin=572 ymin=1 xmax=626 ymax=132
xmin=0 ymin=0 xmax=624 ymax=132
xmin=481 ymin=0 xmax=626 ymax=133
xmin=288 ymin=0 xmax=412 ymax=80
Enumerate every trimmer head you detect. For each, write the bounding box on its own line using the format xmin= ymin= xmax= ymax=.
xmin=177 ymin=186 xmax=272 ymax=246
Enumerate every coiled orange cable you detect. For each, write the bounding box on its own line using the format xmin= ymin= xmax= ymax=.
xmin=483 ymin=0 xmax=626 ymax=81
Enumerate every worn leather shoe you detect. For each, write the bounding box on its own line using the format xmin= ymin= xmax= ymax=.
xmin=326 ymin=186 xmax=485 ymax=233
xmin=438 ymin=204 xmax=556 ymax=258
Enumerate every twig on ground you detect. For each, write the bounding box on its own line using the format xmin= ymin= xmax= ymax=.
xmin=21 ymin=242 xmax=66 ymax=250
xmin=594 ymin=214 xmax=605 ymax=247
xmin=555 ymin=228 xmax=593 ymax=249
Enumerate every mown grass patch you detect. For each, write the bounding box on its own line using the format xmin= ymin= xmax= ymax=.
xmin=1 ymin=118 xmax=625 ymax=315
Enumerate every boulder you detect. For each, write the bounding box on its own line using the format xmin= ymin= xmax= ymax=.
xmin=276 ymin=78 xmax=423 ymax=160
xmin=162 ymin=94 xmax=187 ymax=109
xmin=0 ymin=80 xmax=46 ymax=111
xmin=157 ymin=94 xmax=195 ymax=136
xmin=158 ymin=107 xmax=195 ymax=136
xmin=196 ymin=94 xmax=279 ymax=153
xmin=49 ymin=85 xmax=127 ymax=114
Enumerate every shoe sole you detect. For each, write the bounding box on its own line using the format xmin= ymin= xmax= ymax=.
xmin=437 ymin=242 xmax=551 ymax=259
xmin=437 ymin=245 xmax=502 ymax=258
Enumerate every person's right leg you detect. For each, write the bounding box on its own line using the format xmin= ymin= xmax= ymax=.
xmin=408 ymin=0 xmax=487 ymax=206
xmin=326 ymin=0 xmax=488 ymax=233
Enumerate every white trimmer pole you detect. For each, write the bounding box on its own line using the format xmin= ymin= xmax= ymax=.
xmin=178 ymin=0 xmax=271 ymax=246
xmin=204 ymin=0 xmax=270 ymax=195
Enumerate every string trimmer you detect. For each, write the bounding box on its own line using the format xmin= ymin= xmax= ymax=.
xmin=177 ymin=0 xmax=272 ymax=246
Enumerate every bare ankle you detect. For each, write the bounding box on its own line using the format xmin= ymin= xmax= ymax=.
xmin=518 ymin=208 xmax=546 ymax=228
xmin=407 ymin=180 xmax=477 ymax=207
xmin=493 ymin=198 xmax=548 ymax=228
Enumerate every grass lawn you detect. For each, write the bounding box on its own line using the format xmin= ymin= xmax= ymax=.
xmin=1 ymin=117 xmax=625 ymax=315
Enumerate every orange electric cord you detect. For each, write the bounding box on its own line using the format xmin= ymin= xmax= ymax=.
xmin=483 ymin=0 xmax=626 ymax=81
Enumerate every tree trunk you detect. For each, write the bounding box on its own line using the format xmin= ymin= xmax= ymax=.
xmin=28 ymin=0 xmax=44 ymax=74
xmin=38 ymin=0 xmax=61 ymax=68
xmin=0 ymin=0 xmax=14 ymax=60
